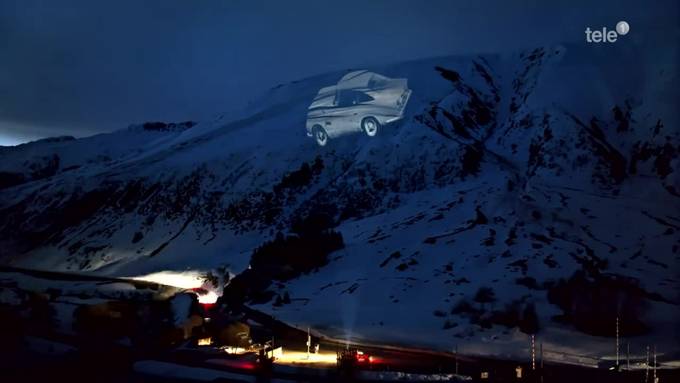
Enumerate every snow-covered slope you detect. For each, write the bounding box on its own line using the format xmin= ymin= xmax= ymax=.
xmin=1 ymin=43 xmax=678 ymax=360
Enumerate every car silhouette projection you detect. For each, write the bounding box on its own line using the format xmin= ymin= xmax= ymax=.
xmin=306 ymin=70 xmax=411 ymax=146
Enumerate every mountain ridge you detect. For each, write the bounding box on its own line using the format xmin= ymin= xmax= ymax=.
xmin=1 ymin=43 xmax=678 ymax=358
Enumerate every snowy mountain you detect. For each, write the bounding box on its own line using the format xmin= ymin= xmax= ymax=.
xmin=1 ymin=43 xmax=678 ymax=361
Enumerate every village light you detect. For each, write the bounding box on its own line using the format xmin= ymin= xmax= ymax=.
xmin=198 ymin=290 xmax=218 ymax=304
xmin=355 ymin=350 xmax=371 ymax=363
xmin=273 ymin=348 xmax=338 ymax=366
xmin=130 ymin=270 xmax=221 ymax=304
xmin=131 ymin=270 xmax=206 ymax=289
xmin=221 ymin=346 xmax=249 ymax=354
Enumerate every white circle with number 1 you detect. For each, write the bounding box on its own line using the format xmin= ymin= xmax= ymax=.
xmin=616 ymin=21 xmax=630 ymax=35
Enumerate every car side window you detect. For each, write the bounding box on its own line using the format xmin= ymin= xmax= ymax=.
xmin=335 ymin=90 xmax=373 ymax=107
xmin=354 ymin=91 xmax=373 ymax=104
xmin=335 ymin=90 xmax=352 ymax=107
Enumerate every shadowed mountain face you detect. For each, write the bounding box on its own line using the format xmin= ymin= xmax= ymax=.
xmin=0 ymin=44 xmax=678 ymax=353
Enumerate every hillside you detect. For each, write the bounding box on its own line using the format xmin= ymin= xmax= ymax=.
xmin=1 ymin=43 xmax=678 ymax=362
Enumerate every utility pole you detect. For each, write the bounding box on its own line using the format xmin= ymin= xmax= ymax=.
xmin=626 ymin=342 xmax=630 ymax=371
xmin=454 ymin=345 xmax=459 ymax=376
xmin=531 ymin=334 xmax=536 ymax=371
xmin=653 ymin=345 xmax=657 ymax=383
xmin=540 ymin=341 xmax=544 ymax=383
xmin=615 ymin=316 xmax=620 ymax=369
xmin=645 ymin=345 xmax=650 ymax=383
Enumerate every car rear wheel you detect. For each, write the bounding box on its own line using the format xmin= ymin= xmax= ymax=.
xmin=362 ymin=117 xmax=379 ymax=137
xmin=313 ymin=126 xmax=329 ymax=146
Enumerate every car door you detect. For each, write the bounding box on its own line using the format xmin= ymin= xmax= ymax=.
xmin=322 ymin=90 xmax=355 ymax=137
xmin=342 ymin=90 xmax=375 ymax=132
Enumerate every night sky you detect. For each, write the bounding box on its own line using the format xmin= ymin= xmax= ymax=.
xmin=0 ymin=0 xmax=676 ymax=146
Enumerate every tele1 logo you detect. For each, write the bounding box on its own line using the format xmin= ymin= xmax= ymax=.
xmin=585 ymin=21 xmax=630 ymax=43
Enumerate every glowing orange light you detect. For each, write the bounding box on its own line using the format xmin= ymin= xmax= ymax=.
xmin=273 ymin=349 xmax=337 ymax=366
xmin=221 ymin=346 xmax=249 ymax=354
xmin=130 ymin=271 xmax=221 ymax=304
xmin=197 ymin=290 xmax=219 ymax=304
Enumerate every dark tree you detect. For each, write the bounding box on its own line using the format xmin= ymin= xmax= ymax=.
xmin=222 ymin=214 xmax=344 ymax=306
xmin=460 ymin=144 xmax=483 ymax=177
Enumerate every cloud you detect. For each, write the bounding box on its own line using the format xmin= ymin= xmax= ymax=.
xmin=0 ymin=119 xmax=107 ymax=146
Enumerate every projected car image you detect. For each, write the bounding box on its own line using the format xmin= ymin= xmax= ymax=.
xmin=306 ymin=70 xmax=411 ymax=146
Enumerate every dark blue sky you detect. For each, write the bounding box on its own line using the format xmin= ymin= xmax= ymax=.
xmin=0 ymin=0 xmax=676 ymax=146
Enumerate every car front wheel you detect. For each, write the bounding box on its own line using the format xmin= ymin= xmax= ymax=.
xmin=362 ymin=117 xmax=379 ymax=137
xmin=314 ymin=126 xmax=329 ymax=146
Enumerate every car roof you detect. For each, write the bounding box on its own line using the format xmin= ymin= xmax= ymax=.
xmin=309 ymin=71 xmax=395 ymax=109
xmin=337 ymin=70 xmax=373 ymax=89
